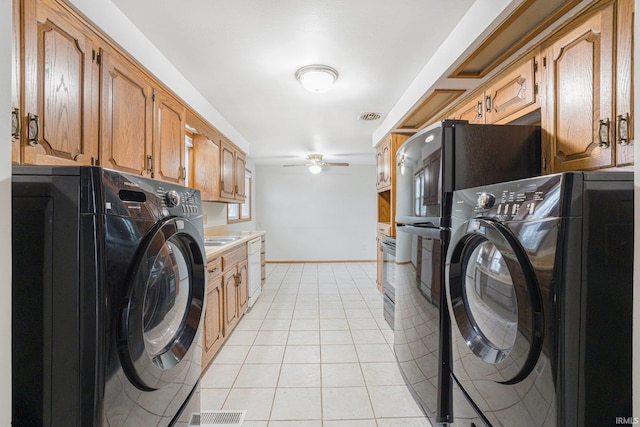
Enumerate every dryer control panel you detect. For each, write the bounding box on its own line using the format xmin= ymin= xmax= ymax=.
xmin=453 ymin=174 xmax=563 ymax=221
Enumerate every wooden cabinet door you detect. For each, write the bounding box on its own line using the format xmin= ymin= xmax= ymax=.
xmin=101 ymin=49 xmax=153 ymax=176
xmin=375 ymin=144 xmax=384 ymax=189
xmin=543 ymin=3 xmax=615 ymax=172
xmin=220 ymin=142 xmax=236 ymax=200
xmin=153 ymin=88 xmax=186 ymax=183
xmin=202 ymin=274 xmax=223 ymax=368
xmin=222 ymin=269 xmax=238 ymax=331
xmin=381 ymin=142 xmax=391 ymax=189
xmin=237 ymin=260 xmax=248 ymax=314
xmin=615 ymin=0 xmax=634 ymax=166
xmin=235 ymin=152 xmax=246 ymax=201
xmin=191 ymin=133 xmax=220 ymax=201
xmin=22 ymin=0 xmax=99 ymax=166
xmin=11 ymin=0 xmax=21 ymax=164
xmin=485 ymin=52 xmax=539 ymax=124
xmin=451 ymin=95 xmax=485 ymax=124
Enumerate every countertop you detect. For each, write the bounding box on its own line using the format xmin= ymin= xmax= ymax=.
xmin=203 ymin=230 xmax=265 ymax=261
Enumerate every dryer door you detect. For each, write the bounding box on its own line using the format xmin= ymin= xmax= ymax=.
xmin=119 ymin=216 xmax=205 ymax=390
xmin=447 ymin=217 xmax=543 ymax=384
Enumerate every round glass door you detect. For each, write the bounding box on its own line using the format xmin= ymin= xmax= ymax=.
xmin=120 ymin=217 xmax=205 ymax=390
xmin=448 ymin=218 xmax=543 ymax=384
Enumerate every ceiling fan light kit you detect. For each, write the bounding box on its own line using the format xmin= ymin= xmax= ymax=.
xmin=295 ymin=65 xmax=339 ymax=93
xmin=282 ymin=153 xmax=350 ymax=174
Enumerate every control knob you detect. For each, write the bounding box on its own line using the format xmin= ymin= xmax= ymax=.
xmin=165 ymin=190 xmax=181 ymax=207
xmin=477 ymin=192 xmax=495 ymax=209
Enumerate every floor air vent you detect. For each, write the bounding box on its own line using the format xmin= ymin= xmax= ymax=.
xmin=189 ymin=410 xmax=246 ymax=426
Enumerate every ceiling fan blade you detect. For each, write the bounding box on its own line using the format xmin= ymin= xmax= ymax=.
xmin=324 ymin=162 xmax=350 ymax=167
xmin=282 ymin=163 xmax=310 ymax=167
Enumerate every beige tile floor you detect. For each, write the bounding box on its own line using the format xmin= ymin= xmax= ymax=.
xmin=200 ymin=263 xmax=433 ymax=427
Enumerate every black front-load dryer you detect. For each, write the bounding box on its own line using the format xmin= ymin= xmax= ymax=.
xmin=12 ymin=166 xmax=206 ymax=426
xmin=444 ymin=171 xmax=633 ymax=426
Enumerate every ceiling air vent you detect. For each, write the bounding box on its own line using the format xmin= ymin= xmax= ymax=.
xmin=358 ymin=112 xmax=382 ymax=121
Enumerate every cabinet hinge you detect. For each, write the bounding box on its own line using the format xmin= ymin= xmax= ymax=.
xmin=146 ymin=155 xmax=153 ymax=175
xmin=152 ymin=92 xmax=156 ymax=102
xmin=542 ymin=56 xmax=547 ymax=68
xmin=534 ymin=83 xmax=538 ymax=95
xmin=96 ymin=53 xmax=101 ymax=66
xmin=92 ymin=49 xmax=96 ymax=62
xmin=533 ymin=60 xmax=538 ymax=73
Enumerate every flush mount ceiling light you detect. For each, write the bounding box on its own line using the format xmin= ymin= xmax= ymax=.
xmin=295 ymin=65 xmax=339 ymax=93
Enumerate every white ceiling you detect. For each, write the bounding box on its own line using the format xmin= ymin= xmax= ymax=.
xmin=112 ymin=0 xmax=475 ymax=165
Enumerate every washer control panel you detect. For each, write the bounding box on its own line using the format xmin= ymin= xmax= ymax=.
xmin=455 ymin=174 xmax=563 ymax=221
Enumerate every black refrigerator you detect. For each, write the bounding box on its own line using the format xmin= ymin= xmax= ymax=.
xmin=392 ymin=120 xmax=541 ymax=423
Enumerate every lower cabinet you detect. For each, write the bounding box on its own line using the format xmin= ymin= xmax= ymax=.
xmin=202 ymin=243 xmax=249 ymax=371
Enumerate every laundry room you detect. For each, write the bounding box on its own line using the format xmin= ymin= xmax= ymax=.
xmin=2 ymin=0 xmax=639 ymax=426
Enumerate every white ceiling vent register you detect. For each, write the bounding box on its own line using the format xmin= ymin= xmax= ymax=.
xmin=189 ymin=410 xmax=246 ymax=427
xmin=358 ymin=112 xmax=382 ymax=121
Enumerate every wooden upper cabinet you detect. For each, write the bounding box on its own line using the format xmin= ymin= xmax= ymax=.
xmin=486 ymin=51 xmax=540 ymax=124
xmin=235 ymin=152 xmax=247 ymax=200
xmin=542 ymin=2 xmax=615 ymax=173
xmin=191 ymin=132 xmax=221 ymax=201
xmin=220 ymin=141 xmax=236 ymax=200
xmin=375 ymin=136 xmax=392 ymax=191
xmin=100 ymin=49 xmax=153 ymax=176
xmin=451 ymin=94 xmax=485 ymax=124
xmin=21 ymin=0 xmax=99 ymax=166
xmin=615 ymin=0 xmax=634 ymax=166
xmin=220 ymin=138 xmax=246 ymax=202
xmin=11 ymin=0 xmax=21 ymax=164
xmin=153 ymin=88 xmax=186 ymax=183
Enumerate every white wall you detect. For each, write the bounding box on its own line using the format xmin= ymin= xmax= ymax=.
xmin=255 ymin=165 xmax=376 ymax=262
xmin=1 ymin=0 xmax=12 ymax=423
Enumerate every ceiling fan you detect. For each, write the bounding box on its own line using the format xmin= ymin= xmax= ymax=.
xmin=282 ymin=154 xmax=350 ymax=174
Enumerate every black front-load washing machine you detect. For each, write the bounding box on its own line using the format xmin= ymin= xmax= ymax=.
xmin=12 ymin=166 xmax=206 ymax=426
xmin=444 ymin=171 xmax=633 ymax=426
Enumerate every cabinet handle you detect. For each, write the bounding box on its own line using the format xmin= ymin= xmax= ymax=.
xmin=485 ymin=95 xmax=492 ymax=113
xmin=598 ymin=118 xmax=610 ymax=148
xmin=146 ymin=155 xmax=153 ymax=175
xmin=27 ymin=113 xmax=39 ymax=146
xmin=208 ymin=267 xmax=218 ymax=273
xmin=182 ymin=166 xmax=187 ymax=181
xmin=617 ymin=113 xmax=629 ymax=145
xmin=476 ymin=101 xmax=483 ymax=118
xmin=11 ymin=108 xmax=20 ymax=141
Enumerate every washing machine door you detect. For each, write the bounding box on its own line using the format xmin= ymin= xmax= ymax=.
xmin=447 ymin=217 xmax=543 ymax=384
xmin=119 ymin=216 xmax=206 ymax=390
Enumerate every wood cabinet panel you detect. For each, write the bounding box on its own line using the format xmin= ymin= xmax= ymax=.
xmin=235 ymin=152 xmax=247 ymax=200
xmin=486 ymin=52 xmax=539 ymax=124
xmin=543 ymin=3 xmax=615 ymax=172
xmin=11 ymin=0 xmax=21 ymax=164
xmin=153 ymin=88 xmax=186 ymax=183
xmin=191 ymin=132 xmax=221 ymax=201
xmin=100 ymin=49 xmax=153 ymax=176
xmin=222 ymin=269 xmax=239 ymax=332
xmin=220 ymin=142 xmax=235 ymax=200
xmin=237 ymin=260 xmax=248 ymax=315
xmin=22 ymin=0 xmax=98 ymax=166
xmin=615 ymin=0 xmax=634 ymax=166
xmin=203 ymin=274 xmax=223 ymax=367
xmin=451 ymin=95 xmax=485 ymax=124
